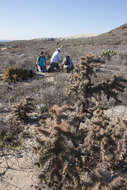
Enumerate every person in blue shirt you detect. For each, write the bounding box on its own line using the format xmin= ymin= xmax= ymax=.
xmin=36 ymin=51 xmax=47 ymax=72
xmin=62 ymin=55 xmax=74 ymax=72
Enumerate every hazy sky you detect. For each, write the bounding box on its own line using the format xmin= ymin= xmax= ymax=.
xmin=0 ymin=0 xmax=127 ymax=40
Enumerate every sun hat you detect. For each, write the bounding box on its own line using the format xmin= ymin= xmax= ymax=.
xmin=57 ymin=48 xmax=61 ymax=52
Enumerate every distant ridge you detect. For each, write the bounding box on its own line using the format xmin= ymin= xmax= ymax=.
xmin=65 ymin=33 xmax=100 ymax=39
xmin=0 ymin=40 xmax=12 ymax=42
xmin=0 ymin=23 xmax=127 ymax=43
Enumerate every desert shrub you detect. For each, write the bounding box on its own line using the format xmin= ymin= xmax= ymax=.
xmin=39 ymin=73 xmax=73 ymax=107
xmin=0 ymin=98 xmax=34 ymax=152
xmin=2 ymin=66 xmax=34 ymax=82
xmin=39 ymin=85 xmax=67 ymax=107
xmin=101 ymin=49 xmax=117 ymax=60
xmin=0 ymin=120 xmax=23 ymax=151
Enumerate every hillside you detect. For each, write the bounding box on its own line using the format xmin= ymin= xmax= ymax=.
xmin=1 ymin=23 xmax=127 ymax=67
xmin=0 ymin=23 xmax=127 ymax=190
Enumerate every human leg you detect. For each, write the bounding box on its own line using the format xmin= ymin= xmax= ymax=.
xmin=54 ymin=63 xmax=60 ymax=72
xmin=37 ymin=65 xmax=42 ymax=72
xmin=41 ymin=66 xmax=47 ymax=72
xmin=48 ymin=63 xmax=54 ymax=72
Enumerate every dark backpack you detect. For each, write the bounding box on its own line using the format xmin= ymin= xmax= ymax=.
xmin=64 ymin=56 xmax=70 ymax=65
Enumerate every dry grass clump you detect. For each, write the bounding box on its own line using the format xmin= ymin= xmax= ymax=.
xmin=2 ymin=66 xmax=34 ymax=82
xmin=0 ymin=120 xmax=23 ymax=151
xmin=38 ymin=73 xmax=72 ymax=107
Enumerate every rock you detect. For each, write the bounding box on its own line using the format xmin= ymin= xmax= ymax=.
xmin=0 ymin=103 xmax=5 ymax=112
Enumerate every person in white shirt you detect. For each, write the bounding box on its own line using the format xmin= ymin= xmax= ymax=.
xmin=48 ymin=48 xmax=62 ymax=72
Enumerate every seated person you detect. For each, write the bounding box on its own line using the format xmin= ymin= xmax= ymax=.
xmin=62 ymin=55 xmax=74 ymax=72
xmin=36 ymin=51 xmax=47 ymax=72
xmin=48 ymin=48 xmax=62 ymax=72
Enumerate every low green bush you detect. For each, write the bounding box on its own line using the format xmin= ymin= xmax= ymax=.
xmin=101 ymin=49 xmax=117 ymax=60
xmin=2 ymin=67 xmax=34 ymax=82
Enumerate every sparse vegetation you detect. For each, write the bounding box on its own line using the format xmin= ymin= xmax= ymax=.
xmin=35 ymin=85 xmax=127 ymax=189
xmin=0 ymin=23 xmax=127 ymax=190
xmin=0 ymin=120 xmax=23 ymax=150
xmin=2 ymin=67 xmax=34 ymax=82
xmin=35 ymin=54 xmax=127 ymax=189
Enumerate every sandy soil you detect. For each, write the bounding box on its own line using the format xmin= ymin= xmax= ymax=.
xmin=0 ymin=110 xmax=40 ymax=190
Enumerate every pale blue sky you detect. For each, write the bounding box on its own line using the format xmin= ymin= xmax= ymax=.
xmin=0 ymin=0 xmax=127 ymax=40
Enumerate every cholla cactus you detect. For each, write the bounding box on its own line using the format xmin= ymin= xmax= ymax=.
xmin=35 ymin=105 xmax=84 ymax=190
xmin=68 ymin=55 xmax=98 ymax=114
xmin=36 ymin=103 xmax=127 ymax=189
xmin=12 ymin=97 xmax=35 ymax=123
xmin=68 ymin=54 xmax=127 ymax=117
xmin=35 ymin=54 xmax=127 ymax=189
xmin=80 ymin=108 xmax=127 ymax=189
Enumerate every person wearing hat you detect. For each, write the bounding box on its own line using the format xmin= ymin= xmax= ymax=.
xmin=36 ymin=51 xmax=47 ymax=72
xmin=48 ymin=48 xmax=62 ymax=72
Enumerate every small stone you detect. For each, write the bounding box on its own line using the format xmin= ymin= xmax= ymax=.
xmin=0 ymin=103 xmax=5 ymax=112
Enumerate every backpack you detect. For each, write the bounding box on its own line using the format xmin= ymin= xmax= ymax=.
xmin=64 ymin=56 xmax=70 ymax=65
